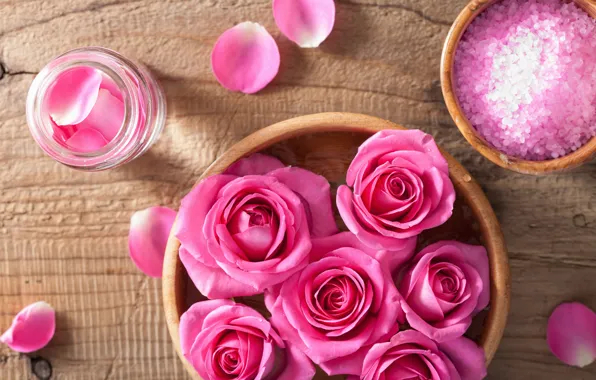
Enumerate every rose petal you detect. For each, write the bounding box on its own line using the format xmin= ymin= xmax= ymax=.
xmin=0 ymin=301 xmax=56 ymax=353
xmin=347 ymin=130 xmax=448 ymax=186
xmin=273 ymin=0 xmax=336 ymax=48
xmin=311 ymin=231 xmax=416 ymax=273
xmin=128 ymin=206 xmax=177 ymax=278
xmin=268 ymin=166 xmax=338 ymax=237
xmin=176 ymin=174 xmax=237 ymax=268
xmin=277 ymin=343 xmax=317 ymax=380
xmin=439 ymin=337 xmax=487 ymax=380
xmin=47 ymin=66 xmax=102 ymax=126
xmin=179 ymin=299 xmax=235 ymax=357
xmin=99 ymin=73 xmax=124 ymax=101
xmin=180 ymin=247 xmax=260 ymax=299
xmin=547 ymin=302 xmax=596 ymax=368
xmin=211 ymin=22 xmax=280 ymax=94
xmin=66 ymin=127 xmax=108 ymax=152
xmin=337 ymin=185 xmax=413 ymax=250
xmin=76 ymin=89 xmax=125 ymax=142
xmin=225 ymin=153 xmax=285 ymax=176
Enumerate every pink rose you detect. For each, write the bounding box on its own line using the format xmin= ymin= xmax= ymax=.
xmin=351 ymin=330 xmax=487 ymax=380
xmin=398 ymin=241 xmax=490 ymax=342
xmin=179 ymin=300 xmax=315 ymax=380
xmin=337 ymin=129 xmax=456 ymax=249
xmin=176 ymin=154 xmax=338 ymax=299
xmin=265 ymin=246 xmax=402 ymax=376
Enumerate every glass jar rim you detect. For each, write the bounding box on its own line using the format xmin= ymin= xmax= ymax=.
xmin=26 ymin=47 xmax=144 ymax=169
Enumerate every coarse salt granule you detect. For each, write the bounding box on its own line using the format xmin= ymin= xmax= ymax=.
xmin=454 ymin=0 xmax=596 ymax=161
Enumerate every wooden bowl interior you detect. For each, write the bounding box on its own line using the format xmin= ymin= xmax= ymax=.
xmin=441 ymin=0 xmax=596 ymax=175
xmin=163 ymin=113 xmax=510 ymax=380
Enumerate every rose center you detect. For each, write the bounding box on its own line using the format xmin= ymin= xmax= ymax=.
xmin=247 ymin=206 xmax=270 ymax=226
xmin=387 ymin=174 xmax=408 ymax=198
xmin=387 ymin=353 xmax=432 ymax=380
xmin=430 ymin=263 xmax=467 ymax=303
xmin=306 ymin=267 xmax=374 ymax=335
xmin=440 ymin=277 xmax=457 ymax=293
xmin=213 ymin=346 xmax=242 ymax=377
xmin=317 ymin=276 xmax=356 ymax=315
xmin=226 ymin=200 xmax=282 ymax=262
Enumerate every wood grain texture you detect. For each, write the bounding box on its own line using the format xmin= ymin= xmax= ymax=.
xmin=0 ymin=0 xmax=595 ymax=379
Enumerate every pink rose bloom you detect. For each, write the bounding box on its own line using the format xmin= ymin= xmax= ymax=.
xmin=350 ymin=330 xmax=486 ymax=380
xmin=337 ymin=129 xmax=456 ymax=249
xmin=265 ymin=246 xmax=402 ymax=376
xmin=176 ymin=154 xmax=338 ymax=299
xmin=180 ymin=299 xmax=315 ymax=380
xmin=398 ymin=241 xmax=490 ymax=342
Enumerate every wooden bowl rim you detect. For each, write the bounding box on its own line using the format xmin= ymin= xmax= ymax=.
xmin=440 ymin=0 xmax=596 ymax=175
xmin=162 ymin=112 xmax=511 ymax=379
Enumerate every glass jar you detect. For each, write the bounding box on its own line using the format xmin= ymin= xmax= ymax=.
xmin=26 ymin=47 xmax=166 ymax=170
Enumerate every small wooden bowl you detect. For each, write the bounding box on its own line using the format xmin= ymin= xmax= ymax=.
xmin=441 ymin=0 xmax=596 ymax=175
xmin=162 ymin=113 xmax=511 ymax=379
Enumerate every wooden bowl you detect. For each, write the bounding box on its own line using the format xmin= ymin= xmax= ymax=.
xmin=162 ymin=112 xmax=510 ymax=379
xmin=441 ymin=0 xmax=596 ymax=175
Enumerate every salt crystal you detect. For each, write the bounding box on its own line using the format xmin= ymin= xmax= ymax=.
xmin=454 ymin=0 xmax=596 ymax=161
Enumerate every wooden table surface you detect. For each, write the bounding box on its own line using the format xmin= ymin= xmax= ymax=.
xmin=1 ymin=0 xmax=595 ymax=379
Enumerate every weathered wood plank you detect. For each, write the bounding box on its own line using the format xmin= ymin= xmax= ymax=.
xmin=1 ymin=0 xmax=595 ymax=379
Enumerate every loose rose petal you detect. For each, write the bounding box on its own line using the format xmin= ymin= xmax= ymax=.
xmin=128 ymin=206 xmax=177 ymax=278
xmin=1 ymin=301 xmax=56 ymax=353
xmin=99 ymin=73 xmax=124 ymax=101
xmin=273 ymin=0 xmax=336 ymax=48
xmin=65 ymin=127 xmax=108 ymax=152
xmin=77 ymin=89 xmax=125 ymax=142
xmin=47 ymin=66 xmax=102 ymax=126
xmin=547 ymin=302 xmax=596 ymax=368
xmin=211 ymin=22 xmax=280 ymax=94
xmin=224 ymin=153 xmax=285 ymax=176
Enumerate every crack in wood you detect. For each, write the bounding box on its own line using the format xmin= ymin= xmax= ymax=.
xmin=277 ymin=82 xmax=445 ymax=105
xmin=0 ymin=62 xmax=37 ymax=80
xmin=130 ymin=277 xmax=149 ymax=317
xmin=102 ymin=353 xmax=119 ymax=380
xmin=0 ymin=0 xmax=141 ymax=38
xmin=339 ymin=0 xmax=453 ymax=26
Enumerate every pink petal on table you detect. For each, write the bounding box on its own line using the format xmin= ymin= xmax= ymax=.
xmin=128 ymin=206 xmax=177 ymax=278
xmin=47 ymin=66 xmax=102 ymax=126
xmin=273 ymin=0 xmax=335 ymax=48
xmin=77 ymin=89 xmax=125 ymax=142
xmin=547 ymin=302 xmax=596 ymax=368
xmin=211 ymin=22 xmax=280 ymax=94
xmin=0 ymin=301 xmax=56 ymax=353
xmin=66 ymin=127 xmax=108 ymax=153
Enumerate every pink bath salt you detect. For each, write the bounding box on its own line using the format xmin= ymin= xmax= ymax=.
xmin=46 ymin=66 xmax=126 ymax=152
xmin=454 ymin=0 xmax=596 ymax=161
